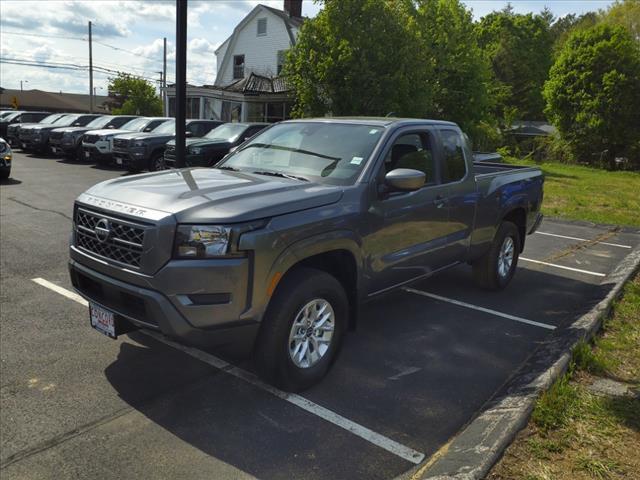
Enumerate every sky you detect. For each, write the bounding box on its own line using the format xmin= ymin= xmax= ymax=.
xmin=0 ymin=0 xmax=616 ymax=95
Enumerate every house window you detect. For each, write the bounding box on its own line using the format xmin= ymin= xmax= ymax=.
xmin=186 ymin=97 xmax=201 ymax=119
xmin=257 ymin=18 xmax=267 ymax=36
xmin=233 ymin=55 xmax=245 ymax=79
xmin=277 ymin=50 xmax=286 ymax=75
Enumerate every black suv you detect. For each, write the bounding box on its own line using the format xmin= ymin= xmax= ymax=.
xmin=112 ymin=119 xmax=222 ymax=172
xmin=6 ymin=113 xmax=66 ymax=147
xmin=0 ymin=111 xmax=50 ymax=138
xmin=21 ymin=114 xmax=101 ymax=153
xmin=164 ymin=122 xmax=268 ymax=168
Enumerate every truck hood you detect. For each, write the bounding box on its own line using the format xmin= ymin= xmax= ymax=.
xmin=113 ymin=132 xmax=174 ymax=142
xmin=52 ymin=126 xmax=91 ymax=134
xmin=166 ymin=138 xmax=230 ymax=149
xmin=83 ymin=168 xmax=343 ymax=223
xmin=85 ymin=128 xmax=131 ymax=137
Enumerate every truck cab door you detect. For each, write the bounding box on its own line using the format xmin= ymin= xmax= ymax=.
xmin=364 ymin=128 xmax=451 ymax=296
xmin=437 ymin=128 xmax=477 ymax=262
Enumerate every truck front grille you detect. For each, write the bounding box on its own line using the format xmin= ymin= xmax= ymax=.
xmin=75 ymin=208 xmax=147 ymax=268
xmin=113 ymin=138 xmax=129 ymax=150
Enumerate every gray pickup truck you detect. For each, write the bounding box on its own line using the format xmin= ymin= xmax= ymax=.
xmin=69 ymin=118 xmax=544 ymax=391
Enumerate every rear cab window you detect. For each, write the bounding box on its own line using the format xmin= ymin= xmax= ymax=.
xmin=439 ymin=129 xmax=468 ymax=183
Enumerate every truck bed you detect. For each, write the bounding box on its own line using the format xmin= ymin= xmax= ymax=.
xmin=472 ymin=161 xmax=537 ymax=176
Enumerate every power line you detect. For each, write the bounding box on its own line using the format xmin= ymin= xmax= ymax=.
xmin=1 ymin=30 xmax=85 ymax=41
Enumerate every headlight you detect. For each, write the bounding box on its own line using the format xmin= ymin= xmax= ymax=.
xmin=174 ymin=225 xmax=231 ymax=258
xmin=189 ymin=147 xmax=203 ymax=155
xmin=132 ymin=140 xmax=146 ymax=148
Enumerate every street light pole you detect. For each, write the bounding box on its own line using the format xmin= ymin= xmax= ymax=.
xmin=89 ymin=21 xmax=94 ymax=113
xmin=175 ymin=0 xmax=187 ymax=168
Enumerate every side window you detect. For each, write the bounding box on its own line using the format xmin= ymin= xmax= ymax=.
xmin=243 ymin=126 xmax=263 ymax=140
xmin=383 ymin=132 xmax=436 ymax=185
xmin=440 ymin=129 xmax=467 ymax=183
xmin=188 ymin=123 xmax=204 ymax=137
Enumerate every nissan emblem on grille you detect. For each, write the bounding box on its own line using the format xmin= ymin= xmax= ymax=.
xmin=94 ymin=218 xmax=111 ymax=243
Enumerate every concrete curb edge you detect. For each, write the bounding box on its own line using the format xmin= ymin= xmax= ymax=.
xmin=416 ymin=244 xmax=640 ymax=480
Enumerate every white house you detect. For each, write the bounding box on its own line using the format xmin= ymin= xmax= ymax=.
xmin=165 ymin=0 xmax=302 ymax=123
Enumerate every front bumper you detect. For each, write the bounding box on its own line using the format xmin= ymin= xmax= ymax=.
xmin=68 ymin=249 xmax=259 ymax=354
xmin=50 ymin=139 xmax=76 ymax=156
xmin=113 ymin=148 xmax=146 ymax=170
xmin=83 ymin=143 xmax=112 ymax=162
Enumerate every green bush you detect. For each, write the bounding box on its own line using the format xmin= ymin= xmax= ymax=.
xmin=544 ymin=24 xmax=640 ymax=170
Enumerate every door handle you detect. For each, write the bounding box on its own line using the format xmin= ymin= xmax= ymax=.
xmin=433 ymin=195 xmax=447 ymax=208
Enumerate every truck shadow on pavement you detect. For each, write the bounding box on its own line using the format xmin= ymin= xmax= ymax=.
xmin=101 ymin=265 xmax=616 ymax=480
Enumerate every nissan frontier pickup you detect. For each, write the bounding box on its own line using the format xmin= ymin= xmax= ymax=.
xmin=69 ymin=118 xmax=544 ymax=391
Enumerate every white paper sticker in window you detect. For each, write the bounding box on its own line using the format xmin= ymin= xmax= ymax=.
xmin=369 ymin=129 xmax=379 ymax=135
xmin=351 ymin=156 xmax=364 ymax=165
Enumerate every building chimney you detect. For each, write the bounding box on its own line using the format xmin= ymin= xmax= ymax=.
xmin=283 ymin=0 xmax=302 ymax=18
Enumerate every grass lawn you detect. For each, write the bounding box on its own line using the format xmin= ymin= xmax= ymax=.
xmin=488 ymin=275 xmax=640 ymax=480
xmin=504 ymin=158 xmax=640 ymax=227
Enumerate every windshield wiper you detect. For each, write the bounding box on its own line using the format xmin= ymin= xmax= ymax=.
xmin=217 ymin=165 xmax=240 ymax=171
xmin=241 ymin=143 xmax=340 ymax=162
xmin=251 ymin=170 xmax=309 ymax=182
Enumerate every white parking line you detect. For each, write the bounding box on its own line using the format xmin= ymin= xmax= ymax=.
xmin=31 ymin=278 xmax=425 ymax=465
xmin=403 ymin=288 xmax=557 ymax=330
xmin=535 ymin=231 xmax=632 ymax=249
xmin=519 ymin=257 xmax=606 ymax=277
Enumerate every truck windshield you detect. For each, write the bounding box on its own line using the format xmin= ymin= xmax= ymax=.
xmin=218 ymin=122 xmax=384 ymax=185
xmin=85 ymin=116 xmax=113 ymax=129
xmin=54 ymin=115 xmax=81 ymax=127
xmin=153 ymin=120 xmax=176 ymax=134
xmin=204 ymin=123 xmax=247 ymax=142
xmin=40 ymin=114 xmax=64 ymax=124
xmin=120 ymin=117 xmax=151 ymax=131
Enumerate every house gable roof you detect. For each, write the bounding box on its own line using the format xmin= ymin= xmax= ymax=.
xmin=215 ymin=4 xmax=302 ymax=86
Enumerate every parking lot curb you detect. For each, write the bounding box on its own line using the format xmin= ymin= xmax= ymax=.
xmin=413 ymin=244 xmax=640 ymax=480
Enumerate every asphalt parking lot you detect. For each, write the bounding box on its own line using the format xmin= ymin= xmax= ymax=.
xmin=1 ymin=151 xmax=639 ymax=480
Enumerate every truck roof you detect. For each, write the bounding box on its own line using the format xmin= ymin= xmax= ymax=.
xmin=282 ymin=117 xmax=459 ymax=128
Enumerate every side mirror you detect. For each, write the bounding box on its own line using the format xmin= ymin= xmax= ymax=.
xmin=384 ymin=168 xmax=425 ymax=192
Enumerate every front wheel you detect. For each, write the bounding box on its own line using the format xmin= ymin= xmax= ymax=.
xmin=148 ymin=152 xmax=165 ymax=172
xmin=473 ymin=221 xmax=520 ymax=290
xmin=253 ymin=267 xmax=348 ymax=392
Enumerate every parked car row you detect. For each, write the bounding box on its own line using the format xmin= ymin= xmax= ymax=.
xmin=4 ymin=109 xmax=270 ymax=173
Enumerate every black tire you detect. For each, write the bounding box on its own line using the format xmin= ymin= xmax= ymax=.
xmin=253 ymin=267 xmax=348 ymax=392
xmin=473 ymin=221 xmax=520 ymax=290
xmin=0 ymin=170 xmax=9 ymax=180
xmin=75 ymin=143 xmax=84 ymax=162
xmin=147 ymin=151 xmax=165 ymax=172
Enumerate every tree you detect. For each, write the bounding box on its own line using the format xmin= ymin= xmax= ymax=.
xmin=544 ymin=24 xmax=640 ymax=168
xmin=285 ymin=0 xmax=431 ymax=118
xmin=476 ymin=9 xmax=554 ymax=122
xmin=603 ymin=0 xmax=640 ymax=43
xmin=108 ymin=73 xmax=162 ymax=116
xmin=414 ymin=0 xmax=492 ymax=141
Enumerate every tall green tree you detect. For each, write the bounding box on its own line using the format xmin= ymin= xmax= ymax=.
xmin=285 ymin=0 xmax=431 ymax=118
xmin=414 ymin=0 xmax=492 ymax=140
xmin=476 ymin=8 xmax=554 ymax=122
xmin=108 ymin=73 xmax=162 ymax=116
xmin=544 ymin=24 xmax=640 ymax=168
xmin=603 ymin=0 xmax=640 ymax=43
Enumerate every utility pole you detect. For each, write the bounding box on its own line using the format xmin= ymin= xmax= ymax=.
xmin=175 ymin=0 xmax=187 ymax=168
xmin=158 ymin=71 xmax=163 ymax=97
xmin=163 ymin=37 xmax=167 ymax=116
xmin=88 ymin=21 xmax=94 ymax=113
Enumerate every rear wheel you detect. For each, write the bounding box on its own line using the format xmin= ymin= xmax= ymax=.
xmin=473 ymin=221 xmax=520 ymax=290
xmin=253 ymin=267 xmax=348 ymax=392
